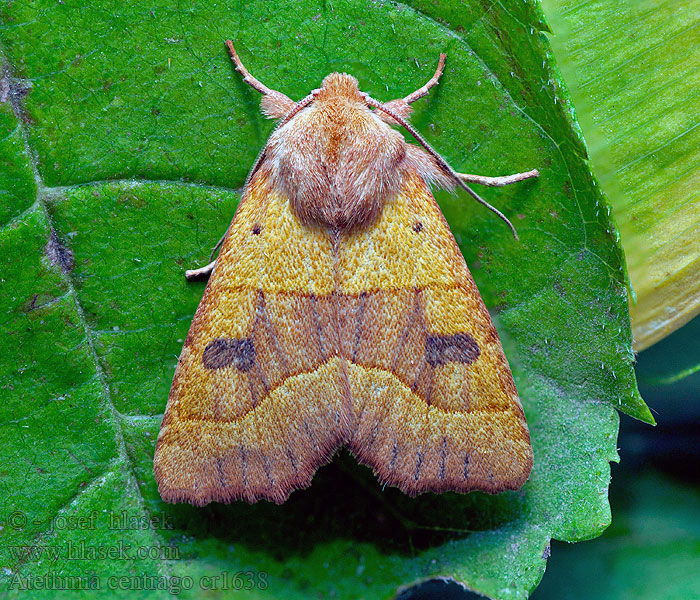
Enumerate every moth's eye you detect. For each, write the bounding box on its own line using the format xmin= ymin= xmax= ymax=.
xmin=412 ymin=221 xmax=423 ymax=233
xmin=252 ymin=224 xmax=262 ymax=235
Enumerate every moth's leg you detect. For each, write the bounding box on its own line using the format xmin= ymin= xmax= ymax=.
xmin=458 ymin=169 xmax=539 ymax=187
xmin=181 ymin=230 xmax=226 ymax=281
xmin=378 ymin=53 xmax=447 ymax=123
xmin=185 ymin=259 xmax=216 ymax=281
xmin=225 ymin=40 xmax=295 ymax=118
xmin=209 ymin=230 xmax=227 ymax=261
xmin=454 ymin=169 xmax=539 ymax=240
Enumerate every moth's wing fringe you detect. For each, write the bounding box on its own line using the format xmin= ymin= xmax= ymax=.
xmin=154 ymin=424 xmax=346 ymax=506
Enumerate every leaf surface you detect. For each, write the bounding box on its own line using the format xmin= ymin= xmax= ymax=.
xmin=540 ymin=0 xmax=700 ymax=350
xmin=0 ymin=1 xmax=650 ymax=598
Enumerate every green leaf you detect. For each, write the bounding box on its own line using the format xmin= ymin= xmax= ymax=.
xmin=539 ymin=0 xmax=700 ymax=350
xmin=532 ymin=471 xmax=700 ymax=600
xmin=0 ymin=74 xmax=35 ymax=227
xmin=0 ymin=1 xmax=651 ymax=598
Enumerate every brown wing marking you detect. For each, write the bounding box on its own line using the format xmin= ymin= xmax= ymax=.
xmin=339 ymin=173 xmax=533 ymax=495
xmin=154 ymin=174 xmax=348 ymax=505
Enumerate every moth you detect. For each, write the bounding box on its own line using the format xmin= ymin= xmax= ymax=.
xmin=154 ymin=42 xmax=537 ymax=506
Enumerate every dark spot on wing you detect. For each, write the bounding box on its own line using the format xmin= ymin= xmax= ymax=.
xmin=439 ymin=438 xmax=447 ymax=480
xmin=389 ymin=441 xmax=398 ymax=471
xmin=425 ymin=333 xmax=480 ymax=367
xmin=202 ymin=338 xmax=255 ymax=371
xmin=413 ymin=451 xmax=423 ymax=481
xmin=287 ymin=449 xmax=298 ymax=475
xmin=412 ymin=220 xmax=423 ymax=233
xmin=216 ymin=458 xmax=227 ymax=488
xmin=240 ymin=447 xmax=248 ymax=487
xmin=252 ymin=223 xmax=261 ymax=235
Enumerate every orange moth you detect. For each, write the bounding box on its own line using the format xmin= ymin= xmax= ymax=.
xmin=153 ymin=42 xmax=537 ymax=506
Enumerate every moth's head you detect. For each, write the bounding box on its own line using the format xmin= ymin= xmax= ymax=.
xmin=313 ymin=72 xmax=366 ymax=105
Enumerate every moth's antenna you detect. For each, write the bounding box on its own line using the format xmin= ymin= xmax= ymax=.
xmin=226 ymin=40 xmax=277 ymax=96
xmin=225 ymin=41 xmax=316 ymax=186
xmin=364 ymin=96 xmax=521 ymax=240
